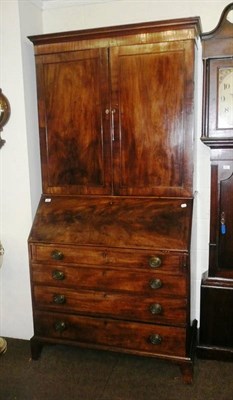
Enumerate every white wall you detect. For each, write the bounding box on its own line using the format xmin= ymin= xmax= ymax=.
xmin=42 ymin=0 xmax=229 ymax=32
xmin=0 ymin=0 xmax=230 ymax=340
xmin=0 ymin=0 xmax=42 ymax=339
xmin=19 ymin=1 xmax=42 ymax=216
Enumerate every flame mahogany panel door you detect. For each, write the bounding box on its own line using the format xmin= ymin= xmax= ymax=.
xmin=35 ymin=42 xmax=195 ymax=197
xmin=111 ymin=41 xmax=194 ymax=197
xmin=35 ymin=48 xmax=112 ymax=195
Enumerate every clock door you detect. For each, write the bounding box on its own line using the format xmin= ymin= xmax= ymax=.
xmin=209 ymin=158 xmax=233 ymax=278
xmin=36 ymin=48 xmax=112 ymax=195
xmin=218 ymin=162 xmax=233 ymax=272
xmin=218 ymin=170 xmax=233 ymax=277
xmin=110 ymin=40 xmax=195 ymax=197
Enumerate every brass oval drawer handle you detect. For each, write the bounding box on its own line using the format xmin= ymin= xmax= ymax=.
xmin=54 ymin=320 xmax=67 ymax=333
xmin=149 ymin=334 xmax=162 ymax=345
xmin=53 ymin=294 xmax=66 ymax=304
xmin=148 ymin=256 xmax=162 ymax=268
xmin=51 ymin=250 xmax=64 ymax=261
xmin=149 ymin=303 xmax=162 ymax=315
xmin=52 ymin=270 xmax=65 ymax=280
xmin=149 ymin=278 xmax=163 ymax=290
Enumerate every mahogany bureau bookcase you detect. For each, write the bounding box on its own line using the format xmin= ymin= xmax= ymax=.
xmin=28 ymin=17 xmax=201 ymax=383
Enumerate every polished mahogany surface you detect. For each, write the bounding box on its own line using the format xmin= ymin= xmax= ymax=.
xmin=28 ymin=18 xmax=200 ymax=383
xmin=29 ymin=196 xmax=193 ymax=250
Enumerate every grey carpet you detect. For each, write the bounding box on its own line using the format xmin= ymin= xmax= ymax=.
xmin=0 ymin=338 xmax=233 ymax=400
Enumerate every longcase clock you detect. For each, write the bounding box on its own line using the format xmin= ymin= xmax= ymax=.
xmin=197 ymin=3 xmax=233 ymax=360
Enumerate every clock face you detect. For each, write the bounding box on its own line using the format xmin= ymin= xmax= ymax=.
xmin=218 ymin=67 xmax=233 ymax=129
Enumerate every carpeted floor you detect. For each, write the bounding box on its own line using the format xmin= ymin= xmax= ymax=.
xmin=0 ymin=338 xmax=233 ymax=400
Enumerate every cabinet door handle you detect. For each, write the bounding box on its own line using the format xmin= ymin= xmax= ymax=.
xmin=111 ymin=109 xmax=116 ymax=141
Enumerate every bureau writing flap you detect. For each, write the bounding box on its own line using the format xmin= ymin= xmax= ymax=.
xmin=29 ymin=196 xmax=193 ymax=251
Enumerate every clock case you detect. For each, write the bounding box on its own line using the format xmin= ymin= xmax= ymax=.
xmin=201 ymin=2 xmax=233 ymax=148
xmin=197 ymin=3 xmax=233 ymax=361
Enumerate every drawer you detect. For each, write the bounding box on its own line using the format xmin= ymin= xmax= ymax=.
xmin=33 ymin=311 xmax=187 ymax=357
xmin=29 ymin=244 xmax=187 ymax=274
xmin=31 ymin=263 xmax=187 ymax=296
xmin=33 ymin=286 xmax=187 ymax=325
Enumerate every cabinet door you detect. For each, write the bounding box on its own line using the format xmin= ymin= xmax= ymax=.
xmin=36 ymin=48 xmax=112 ymax=195
xmin=110 ymin=41 xmax=195 ymax=196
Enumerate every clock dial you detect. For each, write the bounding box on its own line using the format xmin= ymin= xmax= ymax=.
xmin=218 ymin=68 xmax=233 ymax=129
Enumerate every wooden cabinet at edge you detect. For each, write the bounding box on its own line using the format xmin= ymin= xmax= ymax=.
xmin=28 ymin=18 xmax=200 ymax=384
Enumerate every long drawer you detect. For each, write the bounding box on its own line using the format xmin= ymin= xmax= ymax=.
xmin=33 ymin=311 xmax=187 ymax=357
xmin=33 ymin=286 xmax=187 ymax=325
xmin=31 ymin=263 xmax=186 ymax=296
xmin=29 ymin=244 xmax=187 ymax=275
